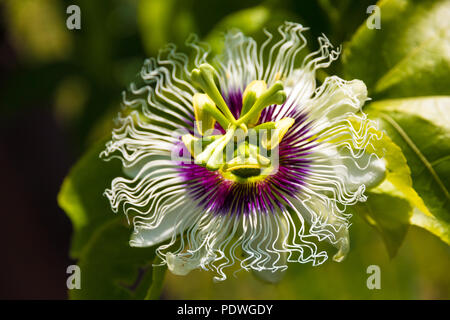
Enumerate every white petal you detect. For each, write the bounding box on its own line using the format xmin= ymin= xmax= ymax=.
xmin=266 ymin=69 xmax=316 ymax=121
xmin=308 ymin=142 xmax=385 ymax=195
xmin=289 ymin=195 xmax=350 ymax=262
xmin=307 ymin=197 xmax=350 ymax=262
xmin=340 ymin=148 xmax=386 ymax=191
xmin=306 ymin=76 xmax=367 ymax=125
xmin=122 ymin=154 xmax=169 ymax=178
xmin=166 ymin=253 xmax=199 ymax=276
xmin=129 ymin=207 xmax=182 ymax=247
xmin=329 ymin=223 xmax=349 ymax=263
xmin=284 ymin=69 xmax=316 ymax=103
xmin=128 ymin=191 xmax=204 ymax=249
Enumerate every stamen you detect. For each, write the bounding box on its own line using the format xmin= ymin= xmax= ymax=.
xmin=241 ymin=80 xmax=267 ymax=126
xmin=236 ymin=81 xmax=287 ymax=126
xmin=191 ymin=64 xmax=237 ymax=124
xmin=256 ymin=117 xmax=295 ymax=150
xmin=193 ymin=126 xmax=236 ymax=171
xmin=181 ymin=134 xmax=222 ymax=159
xmin=205 ymin=127 xmax=237 ymax=170
xmin=192 ymin=93 xmax=228 ymax=134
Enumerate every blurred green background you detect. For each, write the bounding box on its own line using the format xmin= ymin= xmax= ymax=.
xmin=0 ymin=0 xmax=448 ymax=299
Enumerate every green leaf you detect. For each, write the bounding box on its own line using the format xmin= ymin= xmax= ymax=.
xmin=410 ymin=208 xmax=450 ymax=244
xmin=363 ymin=116 xmax=429 ymax=214
xmin=366 ymin=96 xmax=450 ymax=244
xmin=342 ymin=0 xmax=450 ymax=99
xmin=355 ymin=192 xmax=412 ymax=259
xmin=368 ymin=95 xmax=450 ymax=131
xmin=58 ymin=139 xmax=122 ymax=257
xmin=58 ymin=139 xmax=166 ymax=299
xmin=69 ymin=219 xmax=157 ymax=300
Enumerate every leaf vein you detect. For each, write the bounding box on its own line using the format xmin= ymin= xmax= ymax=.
xmin=381 ymin=114 xmax=450 ymax=201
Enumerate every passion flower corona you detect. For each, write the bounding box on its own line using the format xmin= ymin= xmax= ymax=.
xmin=101 ymin=22 xmax=386 ymax=282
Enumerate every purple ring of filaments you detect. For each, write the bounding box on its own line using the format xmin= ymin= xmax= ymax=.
xmin=178 ymin=87 xmax=317 ymax=216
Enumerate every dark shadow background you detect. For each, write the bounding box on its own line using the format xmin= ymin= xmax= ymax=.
xmin=0 ymin=24 xmax=73 ymax=299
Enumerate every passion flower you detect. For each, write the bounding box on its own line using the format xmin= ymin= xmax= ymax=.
xmin=101 ymin=22 xmax=385 ymax=282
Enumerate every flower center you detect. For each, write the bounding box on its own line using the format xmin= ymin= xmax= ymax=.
xmin=182 ymin=63 xmax=294 ymax=181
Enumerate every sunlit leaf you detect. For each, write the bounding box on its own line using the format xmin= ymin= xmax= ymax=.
xmin=343 ymin=0 xmax=450 ymax=99
xmin=367 ymin=97 xmax=450 ymax=244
